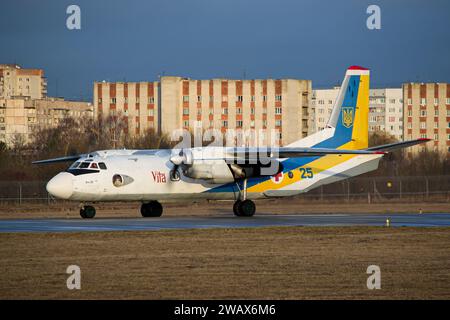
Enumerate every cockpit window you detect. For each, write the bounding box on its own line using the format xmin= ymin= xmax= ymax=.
xmin=90 ymin=163 xmax=98 ymax=169
xmin=98 ymin=162 xmax=107 ymax=170
xmin=70 ymin=161 xmax=80 ymax=169
xmin=79 ymin=162 xmax=90 ymax=169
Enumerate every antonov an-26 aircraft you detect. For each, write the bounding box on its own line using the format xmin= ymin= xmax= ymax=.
xmin=33 ymin=66 xmax=429 ymax=219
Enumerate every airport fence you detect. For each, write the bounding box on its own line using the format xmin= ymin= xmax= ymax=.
xmin=0 ymin=175 xmax=449 ymax=205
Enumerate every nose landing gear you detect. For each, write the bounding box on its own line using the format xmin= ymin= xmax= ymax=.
xmin=141 ymin=201 xmax=163 ymax=217
xmin=80 ymin=205 xmax=96 ymax=219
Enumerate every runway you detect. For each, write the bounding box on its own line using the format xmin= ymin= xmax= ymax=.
xmin=0 ymin=213 xmax=450 ymax=233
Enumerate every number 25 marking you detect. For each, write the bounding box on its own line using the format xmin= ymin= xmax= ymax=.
xmin=300 ymin=168 xmax=313 ymax=179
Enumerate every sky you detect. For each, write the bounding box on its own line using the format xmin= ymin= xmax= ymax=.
xmin=1 ymin=0 xmax=449 ymax=101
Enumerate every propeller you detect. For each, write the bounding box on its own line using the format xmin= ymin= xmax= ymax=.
xmin=169 ymin=149 xmax=193 ymax=166
xmin=169 ymin=149 xmax=193 ymax=179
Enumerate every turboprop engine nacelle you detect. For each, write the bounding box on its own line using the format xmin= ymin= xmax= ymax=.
xmin=183 ymin=160 xmax=235 ymax=184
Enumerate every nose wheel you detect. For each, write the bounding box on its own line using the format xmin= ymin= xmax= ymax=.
xmin=80 ymin=205 xmax=96 ymax=219
xmin=141 ymin=201 xmax=163 ymax=217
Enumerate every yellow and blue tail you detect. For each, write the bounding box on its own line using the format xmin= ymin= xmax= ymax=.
xmin=311 ymin=65 xmax=370 ymax=150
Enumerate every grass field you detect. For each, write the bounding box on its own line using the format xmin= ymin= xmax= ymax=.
xmin=1 ymin=226 xmax=449 ymax=299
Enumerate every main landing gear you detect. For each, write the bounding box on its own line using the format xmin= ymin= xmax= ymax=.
xmin=141 ymin=200 xmax=163 ymax=217
xmin=233 ymin=178 xmax=256 ymax=217
xmin=80 ymin=205 xmax=96 ymax=219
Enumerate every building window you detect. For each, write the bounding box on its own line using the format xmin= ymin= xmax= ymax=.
xmin=197 ymin=96 xmax=202 ymax=102
xmin=250 ymin=108 xmax=255 ymax=115
xmin=222 ymin=108 xmax=228 ymax=115
xmin=209 ymin=95 xmax=213 ymax=102
xmin=237 ymin=96 xmax=243 ymax=102
xmin=434 ymin=98 xmax=438 ymax=105
xmin=148 ymin=97 xmax=155 ymax=104
xmin=262 ymin=108 xmax=267 ymax=114
xmin=408 ymin=110 xmax=412 ymax=117
xmin=435 ymin=109 xmax=439 ymax=116
xmin=262 ymin=120 xmax=267 ymax=127
xmin=434 ymin=122 xmax=438 ymax=128
xmin=276 ymin=132 xmax=282 ymax=140
xmin=275 ymin=107 xmax=282 ymax=115
xmin=420 ymin=122 xmax=426 ymax=129
xmin=263 ymin=95 xmax=267 ymax=102
xmin=148 ymin=109 xmax=154 ymax=116
xmin=420 ymin=110 xmax=427 ymax=116
xmin=251 ymin=96 xmax=255 ymax=102
xmin=275 ymin=95 xmax=282 ymax=101
xmin=407 ymin=123 xmax=412 ymax=129
xmin=236 ymin=108 xmax=242 ymax=114
xmin=183 ymin=120 xmax=189 ymax=127
xmin=111 ymin=98 xmax=116 ymax=104
xmin=183 ymin=108 xmax=189 ymax=115
xmin=250 ymin=120 xmax=255 ymax=127
xmin=275 ymin=119 xmax=282 ymax=127
xmin=407 ymin=98 xmax=412 ymax=105
xmin=446 ymin=98 xmax=450 ymax=105
xmin=420 ymin=98 xmax=426 ymax=106
xmin=222 ymin=120 xmax=228 ymax=127
xmin=197 ymin=109 xmax=201 ymax=116
xmin=183 ymin=96 xmax=189 ymax=102
xmin=236 ymin=120 xmax=243 ymax=127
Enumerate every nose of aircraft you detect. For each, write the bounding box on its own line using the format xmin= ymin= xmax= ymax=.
xmin=46 ymin=172 xmax=73 ymax=199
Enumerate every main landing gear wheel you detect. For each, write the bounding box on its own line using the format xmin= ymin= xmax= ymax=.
xmin=233 ymin=200 xmax=241 ymax=216
xmin=80 ymin=205 xmax=96 ymax=219
xmin=141 ymin=201 xmax=163 ymax=217
xmin=233 ymin=199 xmax=256 ymax=217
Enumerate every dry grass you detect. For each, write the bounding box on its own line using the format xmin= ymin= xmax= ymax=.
xmin=0 ymin=226 xmax=449 ymax=299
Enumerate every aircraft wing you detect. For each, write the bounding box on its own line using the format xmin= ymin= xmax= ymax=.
xmin=366 ymin=138 xmax=431 ymax=152
xmin=32 ymin=154 xmax=86 ymax=165
xmin=226 ymin=147 xmax=385 ymax=159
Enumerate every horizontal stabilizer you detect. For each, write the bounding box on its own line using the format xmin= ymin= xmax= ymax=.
xmin=366 ymin=138 xmax=431 ymax=152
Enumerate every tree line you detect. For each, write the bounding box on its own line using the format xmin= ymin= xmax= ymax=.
xmin=0 ymin=116 xmax=448 ymax=181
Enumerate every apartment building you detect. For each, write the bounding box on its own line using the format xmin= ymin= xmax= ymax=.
xmin=0 ymin=97 xmax=93 ymax=146
xmin=403 ymin=83 xmax=450 ymax=154
xmin=0 ymin=64 xmax=47 ymax=100
xmin=312 ymin=87 xmax=403 ymax=140
xmin=93 ymin=76 xmax=313 ymax=146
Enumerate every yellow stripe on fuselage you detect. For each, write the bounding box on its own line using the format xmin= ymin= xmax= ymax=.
xmin=248 ymin=74 xmax=370 ymax=193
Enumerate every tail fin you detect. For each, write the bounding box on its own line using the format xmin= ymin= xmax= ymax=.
xmin=287 ymin=66 xmax=370 ymax=150
xmin=325 ymin=66 xmax=370 ymax=150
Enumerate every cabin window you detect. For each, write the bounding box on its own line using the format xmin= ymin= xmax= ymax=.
xmin=90 ymin=163 xmax=98 ymax=169
xmin=98 ymin=162 xmax=107 ymax=170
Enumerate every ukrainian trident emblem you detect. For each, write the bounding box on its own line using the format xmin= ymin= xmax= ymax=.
xmin=342 ymin=107 xmax=354 ymax=128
